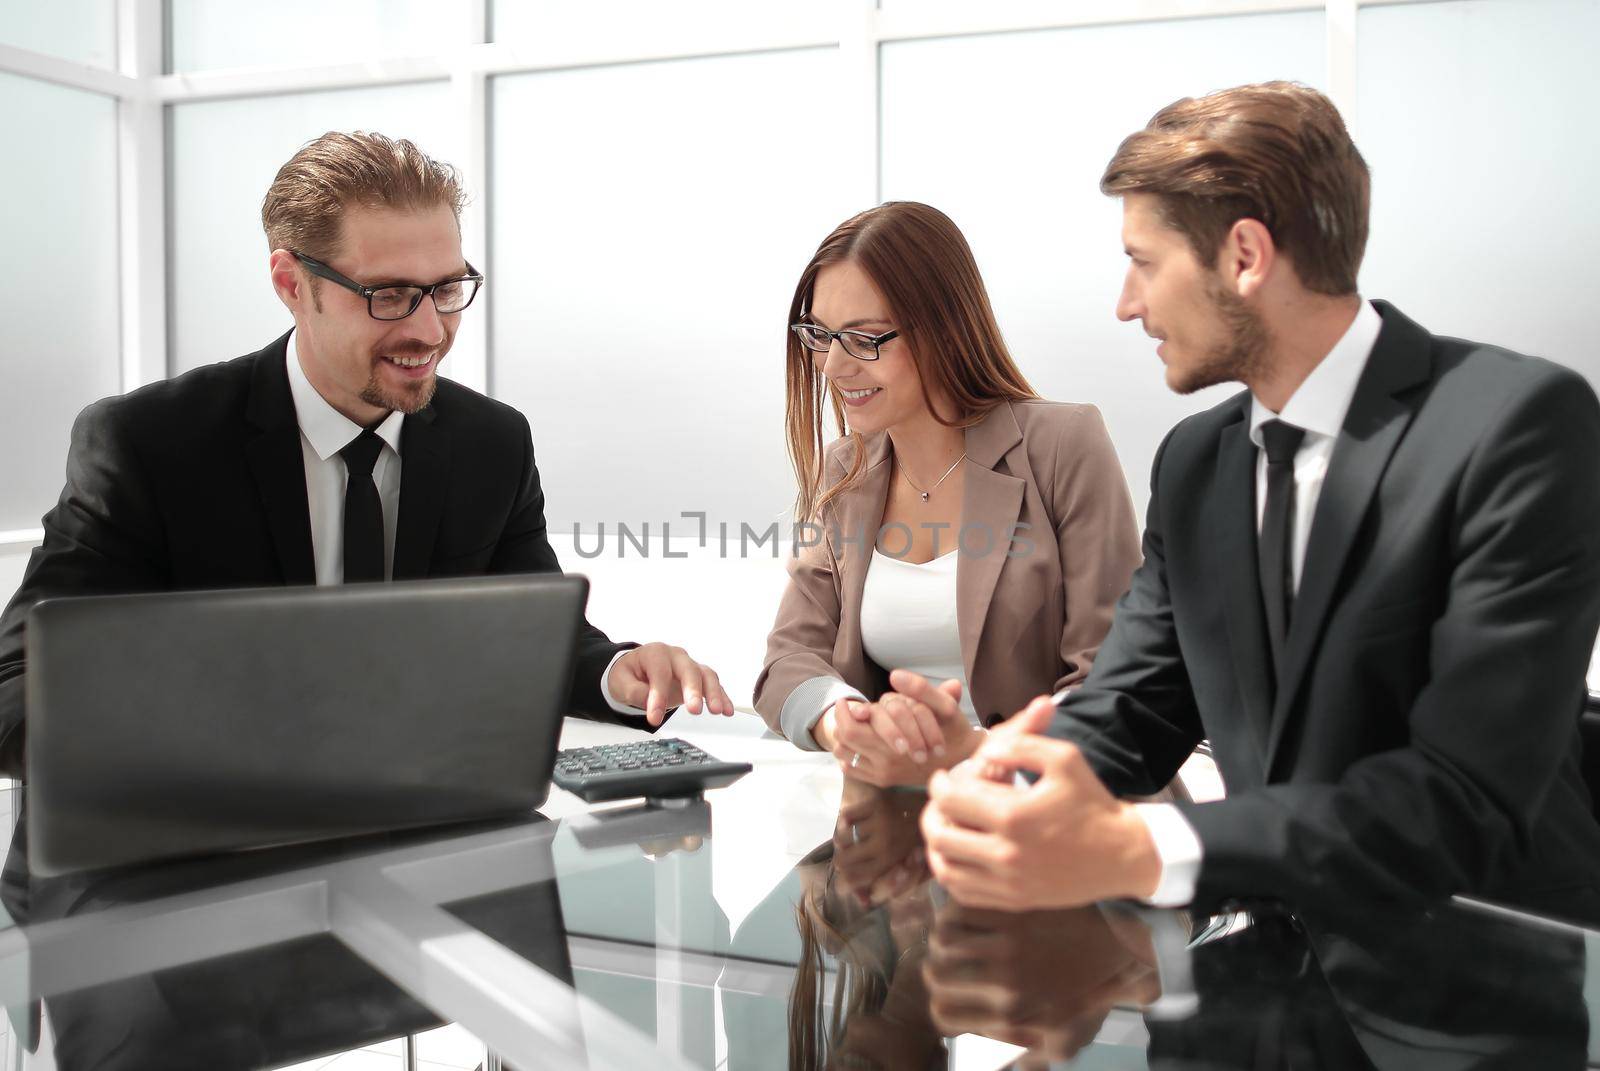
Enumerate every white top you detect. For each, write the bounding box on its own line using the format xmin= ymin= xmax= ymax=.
xmin=859 ymin=550 xmax=979 ymax=726
xmin=284 ymin=336 xmax=641 ymax=716
xmin=1137 ymin=298 xmax=1385 ymax=908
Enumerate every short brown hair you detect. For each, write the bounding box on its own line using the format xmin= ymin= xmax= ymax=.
xmin=260 ymin=131 xmax=465 ymax=259
xmin=1101 ymin=81 xmax=1369 ymax=295
xmin=785 ymin=202 xmax=1037 ymax=521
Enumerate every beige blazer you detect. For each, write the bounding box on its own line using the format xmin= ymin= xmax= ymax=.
xmin=755 ymin=400 xmax=1142 ymax=748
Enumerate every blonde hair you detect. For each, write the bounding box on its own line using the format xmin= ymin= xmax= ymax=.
xmin=260 ymin=130 xmax=465 ymax=259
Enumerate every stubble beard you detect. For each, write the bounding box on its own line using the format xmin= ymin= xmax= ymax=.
xmin=1168 ymin=275 xmax=1270 ymax=396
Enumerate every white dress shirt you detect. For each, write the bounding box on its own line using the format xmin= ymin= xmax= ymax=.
xmin=284 ymin=338 xmax=644 ymax=717
xmin=1247 ymin=298 xmax=1384 ymax=591
xmin=285 ymin=337 xmax=406 ymax=585
xmin=1134 ymin=298 xmax=1384 ymax=907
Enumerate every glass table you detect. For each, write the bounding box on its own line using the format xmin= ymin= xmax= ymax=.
xmin=0 ymin=717 xmax=1595 ymax=1070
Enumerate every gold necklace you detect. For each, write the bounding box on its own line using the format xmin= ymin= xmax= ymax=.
xmin=901 ymin=453 xmax=966 ymax=503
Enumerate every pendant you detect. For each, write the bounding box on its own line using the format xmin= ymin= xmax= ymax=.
xmin=920 ymin=492 xmax=930 ymax=503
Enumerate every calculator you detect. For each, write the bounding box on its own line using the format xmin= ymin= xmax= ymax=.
xmin=552 ymin=738 xmax=752 ymax=804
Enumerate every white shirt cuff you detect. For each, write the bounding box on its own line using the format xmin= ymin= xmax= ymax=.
xmin=1141 ymin=909 xmax=1200 ymax=1019
xmin=780 ymin=676 xmax=868 ymax=749
xmin=1133 ymin=803 xmax=1203 ymax=908
xmin=599 ymin=649 xmax=653 ymax=718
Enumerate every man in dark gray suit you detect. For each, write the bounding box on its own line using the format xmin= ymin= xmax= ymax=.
xmin=915 ymin=82 xmax=1600 ymax=924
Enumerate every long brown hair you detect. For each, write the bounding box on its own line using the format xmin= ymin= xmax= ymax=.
xmin=787 ymin=855 xmax=892 ymax=1070
xmin=784 ymin=202 xmax=1037 ymax=523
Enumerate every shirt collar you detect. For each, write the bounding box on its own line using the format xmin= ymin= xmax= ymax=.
xmin=285 ymin=331 xmax=405 ymax=460
xmin=1249 ymin=298 xmax=1383 ymax=447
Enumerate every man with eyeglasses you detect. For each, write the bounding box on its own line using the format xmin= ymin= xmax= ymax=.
xmin=0 ymin=131 xmax=733 ymax=777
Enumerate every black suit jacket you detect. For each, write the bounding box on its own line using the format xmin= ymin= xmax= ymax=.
xmin=0 ymin=332 xmax=642 ymax=778
xmin=1052 ymin=301 xmax=1600 ymax=922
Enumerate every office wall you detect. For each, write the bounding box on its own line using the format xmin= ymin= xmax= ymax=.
xmin=3 ymin=0 xmax=1599 ymax=649
xmin=1357 ymin=0 xmax=1600 ymax=373
xmin=489 ymin=48 xmax=854 ymax=531
xmin=0 ymin=72 xmax=122 ymax=535
xmin=880 ymin=10 xmax=1326 ymax=514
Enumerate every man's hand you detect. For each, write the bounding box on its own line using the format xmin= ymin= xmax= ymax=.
xmin=607 ymin=643 xmax=734 ymax=727
xmin=920 ymin=698 xmax=1162 ymax=909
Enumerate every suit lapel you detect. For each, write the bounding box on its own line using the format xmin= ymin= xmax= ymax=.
xmin=1264 ymin=302 xmax=1433 ymax=774
xmin=1214 ymin=410 xmax=1275 ymax=770
xmin=244 ymin=333 xmax=316 ymax=585
xmin=393 ymin=404 xmax=450 ymax=580
xmin=957 ymin=404 xmax=1025 ymax=691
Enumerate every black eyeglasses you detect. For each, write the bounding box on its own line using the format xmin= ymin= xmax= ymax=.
xmin=790 ymin=322 xmax=900 ymax=361
xmin=293 ymin=252 xmax=485 ymax=321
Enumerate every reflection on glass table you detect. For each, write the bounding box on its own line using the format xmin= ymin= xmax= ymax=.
xmin=457 ymin=773 xmax=1600 ymax=1070
xmin=0 ymin=735 xmax=1597 ymax=1070
xmin=0 ymin=790 xmax=670 ymax=1070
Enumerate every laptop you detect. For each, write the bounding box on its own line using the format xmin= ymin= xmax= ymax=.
xmin=24 ymin=574 xmax=589 ymax=876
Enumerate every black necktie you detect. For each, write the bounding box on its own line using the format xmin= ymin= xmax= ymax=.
xmin=341 ymin=428 xmax=386 ymax=583
xmin=1258 ymin=419 xmax=1306 ymax=671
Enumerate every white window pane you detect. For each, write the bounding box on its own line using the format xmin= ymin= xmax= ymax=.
xmin=490 ymin=50 xmax=854 ymax=532
xmin=0 ymin=0 xmax=116 ymax=69
xmin=881 ymin=13 xmax=1325 ymax=517
xmin=491 ymin=0 xmax=828 ymax=55
xmin=1358 ymin=0 xmax=1600 ymax=385
xmin=168 ymin=84 xmax=457 ymax=376
xmin=168 ymin=0 xmax=477 ymax=73
xmin=0 ymin=73 xmax=120 ymax=531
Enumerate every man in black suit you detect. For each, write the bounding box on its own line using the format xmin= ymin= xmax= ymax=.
xmin=913 ymin=82 xmax=1600 ymax=923
xmin=0 ymin=131 xmax=732 ymax=779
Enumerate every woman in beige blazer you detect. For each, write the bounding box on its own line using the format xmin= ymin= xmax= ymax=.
xmin=755 ymin=202 xmax=1143 ymax=787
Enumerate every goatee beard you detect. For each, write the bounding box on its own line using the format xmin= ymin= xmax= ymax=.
xmin=362 ymin=354 xmax=439 ymax=415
